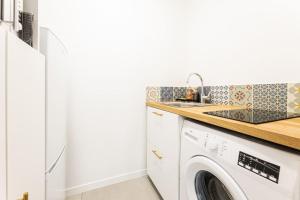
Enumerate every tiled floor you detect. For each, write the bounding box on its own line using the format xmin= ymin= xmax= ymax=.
xmin=66 ymin=177 xmax=162 ymax=200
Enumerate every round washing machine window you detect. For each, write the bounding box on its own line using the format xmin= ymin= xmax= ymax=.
xmin=184 ymin=156 xmax=248 ymax=200
xmin=195 ymin=171 xmax=233 ymax=200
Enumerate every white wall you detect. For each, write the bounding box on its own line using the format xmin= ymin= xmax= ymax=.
xmin=39 ymin=0 xmax=187 ymax=195
xmin=39 ymin=0 xmax=300 ymax=195
xmin=185 ymin=0 xmax=300 ymax=86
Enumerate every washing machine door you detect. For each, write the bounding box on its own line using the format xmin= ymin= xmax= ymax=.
xmin=184 ymin=156 xmax=248 ymax=200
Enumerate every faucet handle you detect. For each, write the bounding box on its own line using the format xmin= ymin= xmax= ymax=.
xmin=201 ymin=91 xmax=212 ymax=103
xmin=206 ymin=91 xmax=212 ymax=97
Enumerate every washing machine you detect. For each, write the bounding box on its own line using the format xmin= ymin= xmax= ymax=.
xmin=180 ymin=119 xmax=300 ymax=200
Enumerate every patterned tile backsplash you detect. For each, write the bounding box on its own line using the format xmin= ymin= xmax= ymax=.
xmin=160 ymin=87 xmax=174 ymax=102
xmin=211 ymin=86 xmax=229 ymax=105
xmin=146 ymin=87 xmax=160 ymax=102
xmin=229 ymin=85 xmax=253 ymax=108
xmin=146 ymin=82 xmax=300 ymax=113
xmin=287 ymin=83 xmax=300 ymax=113
xmin=253 ymin=84 xmax=287 ymax=112
xmin=173 ymin=87 xmax=187 ymax=100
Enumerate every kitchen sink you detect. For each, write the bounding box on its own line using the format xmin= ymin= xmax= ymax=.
xmin=161 ymin=102 xmax=214 ymax=108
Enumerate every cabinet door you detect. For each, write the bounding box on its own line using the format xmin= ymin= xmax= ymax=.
xmin=6 ymin=33 xmax=45 ymax=200
xmin=0 ymin=27 xmax=7 ymax=200
xmin=147 ymin=107 xmax=180 ymax=200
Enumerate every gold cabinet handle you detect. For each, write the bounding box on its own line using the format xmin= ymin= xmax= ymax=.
xmin=152 ymin=112 xmax=163 ymax=117
xmin=152 ymin=150 xmax=163 ymax=159
xmin=18 ymin=192 xmax=28 ymax=200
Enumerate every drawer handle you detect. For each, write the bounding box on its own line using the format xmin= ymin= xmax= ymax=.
xmin=152 ymin=150 xmax=163 ymax=159
xmin=152 ymin=112 xmax=163 ymax=117
xmin=18 ymin=192 xmax=28 ymax=200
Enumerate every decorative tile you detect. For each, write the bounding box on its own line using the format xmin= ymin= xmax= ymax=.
xmin=210 ymin=86 xmax=229 ymax=105
xmin=173 ymin=87 xmax=187 ymax=100
xmin=287 ymin=83 xmax=300 ymax=113
xmin=160 ymin=87 xmax=174 ymax=102
xmin=253 ymin=84 xmax=287 ymax=112
xmin=229 ymin=85 xmax=253 ymax=108
xmin=146 ymin=87 xmax=160 ymax=102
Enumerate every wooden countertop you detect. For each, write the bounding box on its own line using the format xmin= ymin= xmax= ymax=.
xmin=146 ymin=102 xmax=300 ymax=151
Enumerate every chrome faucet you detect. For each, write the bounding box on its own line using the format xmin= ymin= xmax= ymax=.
xmin=186 ymin=73 xmax=210 ymax=103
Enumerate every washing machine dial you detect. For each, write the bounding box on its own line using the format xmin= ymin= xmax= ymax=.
xmin=206 ymin=138 xmax=219 ymax=152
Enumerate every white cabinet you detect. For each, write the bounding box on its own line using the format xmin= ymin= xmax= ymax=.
xmin=147 ymin=107 xmax=182 ymax=200
xmin=0 ymin=27 xmax=46 ymax=200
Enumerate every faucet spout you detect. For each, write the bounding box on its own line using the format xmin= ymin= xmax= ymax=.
xmin=186 ymin=73 xmax=205 ymax=103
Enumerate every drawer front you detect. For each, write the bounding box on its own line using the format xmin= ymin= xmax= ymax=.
xmin=147 ymin=107 xmax=164 ymax=147
xmin=147 ymin=142 xmax=164 ymax=194
xmin=147 ymin=107 xmax=179 ymax=148
xmin=147 ymin=141 xmax=179 ymax=200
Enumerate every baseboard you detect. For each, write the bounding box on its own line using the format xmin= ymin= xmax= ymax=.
xmin=66 ymin=169 xmax=147 ymax=197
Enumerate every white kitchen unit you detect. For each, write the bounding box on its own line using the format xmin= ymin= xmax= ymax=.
xmin=0 ymin=27 xmax=46 ymax=200
xmin=146 ymin=107 xmax=183 ymax=200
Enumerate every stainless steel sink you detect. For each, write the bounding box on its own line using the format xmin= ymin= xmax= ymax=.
xmin=161 ymin=102 xmax=214 ymax=108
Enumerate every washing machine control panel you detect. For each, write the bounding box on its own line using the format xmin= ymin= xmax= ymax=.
xmin=238 ymin=151 xmax=280 ymax=183
xmin=204 ymin=134 xmax=229 ymax=157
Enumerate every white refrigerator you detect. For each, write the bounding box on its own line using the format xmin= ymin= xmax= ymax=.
xmin=40 ymin=27 xmax=68 ymax=200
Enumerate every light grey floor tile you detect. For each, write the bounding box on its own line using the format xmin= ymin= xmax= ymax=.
xmin=82 ymin=176 xmax=161 ymax=200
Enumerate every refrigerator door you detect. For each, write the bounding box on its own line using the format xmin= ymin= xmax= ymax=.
xmin=40 ymin=27 xmax=67 ymax=168
xmin=46 ymin=148 xmax=66 ymax=200
xmin=40 ymin=27 xmax=68 ymax=200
